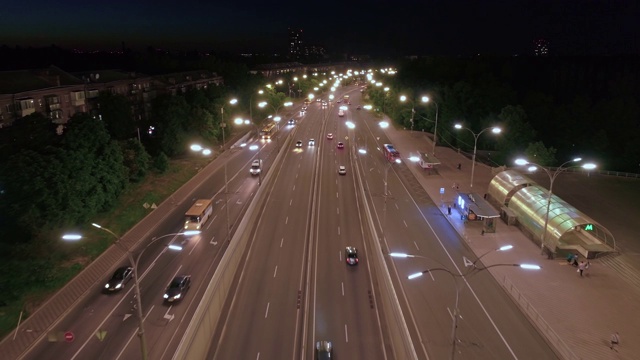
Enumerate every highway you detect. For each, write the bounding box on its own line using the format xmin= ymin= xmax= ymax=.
xmin=22 ymin=109 xmax=294 ymax=359
xmin=22 ymin=84 xmax=559 ymax=360
xmin=349 ymin=89 xmax=558 ymax=359
xmin=210 ymin=94 xmax=387 ymax=359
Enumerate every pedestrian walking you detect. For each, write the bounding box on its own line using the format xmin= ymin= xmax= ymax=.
xmin=447 ymin=205 xmax=451 ymax=215
xmin=578 ymin=261 xmax=586 ymax=276
xmin=610 ymin=331 xmax=620 ymax=350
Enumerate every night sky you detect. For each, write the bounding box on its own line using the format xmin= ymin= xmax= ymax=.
xmin=2 ymin=0 xmax=638 ymax=56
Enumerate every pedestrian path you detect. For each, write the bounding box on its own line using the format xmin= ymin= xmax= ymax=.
xmin=383 ymin=125 xmax=640 ymax=360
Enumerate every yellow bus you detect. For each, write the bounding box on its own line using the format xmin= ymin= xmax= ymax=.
xmin=260 ymin=122 xmax=277 ymax=140
xmin=184 ymin=199 xmax=213 ymax=230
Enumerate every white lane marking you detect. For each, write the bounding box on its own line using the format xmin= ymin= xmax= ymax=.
xmin=273 ymin=266 xmax=278 ymax=278
xmin=293 ymin=185 xmax=296 ymax=191
xmin=280 ymin=238 xmax=284 ymax=247
xmin=395 ymin=203 xmax=399 ymax=209
xmin=338 ymin=226 xmax=341 ymax=235
xmin=342 ymin=282 xmax=344 ymax=296
xmin=265 ymin=302 xmax=270 ymax=318
xmin=339 ymin=251 xmax=342 ymax=262
xmin=403 ymin=220 xmax=408 ymax=227
xmin=286 ymin=216 xmax=289 ymax=224
xmin=414 ymin=241 xmax=420 ymax=250
xmin=210 ymin=236 xmax=216 ymax=245
xmin=256 ymin=353 xmax=260 ymax=360
xmin=337 ymin=207 xmax=340 ymax=215
xmin=345 ymin=324 xmax=349 ymax=343
xmin=114 ymin=305 xmax=154 ymax=360
xmin=290 ymin=199 xmax=293 ymax=206
xmin=189 ymin=240 xmax=198 ymax=255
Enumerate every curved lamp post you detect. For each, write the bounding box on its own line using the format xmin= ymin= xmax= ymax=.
xmin=514 ymin=157 xmax=596 ymax=256
xmin=235 ymin=118 xmax=263 ymax=186
xmin=422 ymin=96 xmax=439 ymax=155
xmin=454 ymin=124 xmax=502 ymax=188
xmin=220 ymin=98 xmax=237 ymax=242
xmin=399 ymin=95 xmax=428 ymax=132
xmin=62 ymin=226 xmax=199 ymax=360
xmin=391 ymin=247 xmax=540 ymax=360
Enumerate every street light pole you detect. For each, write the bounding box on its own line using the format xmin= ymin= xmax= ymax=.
xmin=454 ymin=124 xmax=502 ymax=188
xmin=394 ymin=248 xmax=539 ymax=360
xmin=383 ymin=159 xmax=401 ymax=242
xmin=220 ymin=99 xmax=237 ymax=242
xmin=514 ymin=158 xmax=596 ymax=257
xmin=426 ymin=98 xmax=439 ymax=156
xmin=85 ymin=225 xmax=196 ymax=360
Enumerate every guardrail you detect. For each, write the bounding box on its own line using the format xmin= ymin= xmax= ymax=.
xmin=500 ymin=275 xmax=578 ymax=360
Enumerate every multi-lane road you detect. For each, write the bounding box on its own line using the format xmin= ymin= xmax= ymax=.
xmin=22 ymin=84 xmax=559 ymax=360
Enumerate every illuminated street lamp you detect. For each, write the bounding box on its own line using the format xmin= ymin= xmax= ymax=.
xmin=399 ymin=95 xmax=428 ymax=132
xmin=514 ymin=157 xmax=596 ymax=256
xmin=422 ymin=96 xmax=439 ymax=156
xmin=220 ymin=98 xmax=237 ymax=242
xmin=63 ymin=227 xmax=198 ymax=360
xmin=391 ymin=247 xmax=540 ymax=360
xmin=454 ymin=124 xmax=502 ymax=188
xmin=236 ymin=118 xmax=263 ymax=185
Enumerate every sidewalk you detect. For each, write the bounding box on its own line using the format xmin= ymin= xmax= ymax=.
xmin=384 ymin=125 xmax=640 ymax=360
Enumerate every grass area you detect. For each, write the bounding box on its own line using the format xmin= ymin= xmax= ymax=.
xmin=0 ymin=156 xmax=212 ymax=339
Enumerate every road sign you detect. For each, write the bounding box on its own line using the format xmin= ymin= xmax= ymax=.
xmin=64 ymin=331 xmax=74 ymax=343
xmin=440 ymin=187 xmax=445 ymax=194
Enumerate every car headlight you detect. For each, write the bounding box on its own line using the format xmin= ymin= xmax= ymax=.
xmin=164 ymin=294 xmax=169 ymax=299
xmin=105 ymin=284 xmax=110 ymax=289
xmin=115 ymin=284 xmax=122 ymax=289
xmin=174 ymin=294 xmax=181 ymax=299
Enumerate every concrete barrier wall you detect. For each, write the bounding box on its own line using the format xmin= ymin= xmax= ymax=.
xmin=173 ymin=135 xmax=293 ymax=360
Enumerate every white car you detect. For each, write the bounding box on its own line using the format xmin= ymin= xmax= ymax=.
xmin=338 ymin=165 xmax=347 ymax=175
xmin=249 ymin=159 xmax=262 ymax=175
xmin=309 ymin=139 xmax=315 ymax=146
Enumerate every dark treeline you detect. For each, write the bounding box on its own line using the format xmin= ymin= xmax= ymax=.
xmin=375 ymin=55 xmax=640 ymax=172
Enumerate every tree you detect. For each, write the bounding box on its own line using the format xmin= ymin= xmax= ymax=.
xmin=524 ymin=141 xmax=557 ymax=166
xmin=495 ymin=105 xmax=536 ymax=161
xmin=98 ymin=92 xmax=135 ymax=140
xmin=149 ymin=95 xmax=190 ymax=156
xmin=121 ymin=139 xmax=151 ymax=183
xmin=0 ymin=112 xmax=58 ymax=158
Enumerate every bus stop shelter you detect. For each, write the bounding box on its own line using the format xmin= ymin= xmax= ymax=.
xmin=455 ymin=192 xmax=500 ymax=233
xmin=417 ymin=152 xmax=441 ymax=174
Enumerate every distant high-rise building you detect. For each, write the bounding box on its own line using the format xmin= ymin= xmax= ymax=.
xmin=534 ymin=39 xmax=549 ymax=56
xmin=288 ymin=28 xmax=303 ymax=59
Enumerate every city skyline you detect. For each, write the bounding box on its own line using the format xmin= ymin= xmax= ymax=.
xmin=2 ymin=0 xmax=638 ymax=56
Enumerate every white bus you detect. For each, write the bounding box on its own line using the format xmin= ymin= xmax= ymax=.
xmin=184 ymin=199 xmax=213 ymax=230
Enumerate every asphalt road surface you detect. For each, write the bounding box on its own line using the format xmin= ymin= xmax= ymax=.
xmin=210 ymin=92 xmax=387 ymax=360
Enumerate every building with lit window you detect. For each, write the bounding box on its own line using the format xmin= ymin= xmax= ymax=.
xmin=534 ymin=39 xmax=549 ymax=56
xmin=288 ymin=28 xmax=303 ymax=59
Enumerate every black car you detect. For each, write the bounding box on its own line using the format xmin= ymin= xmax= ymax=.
xmin=345 ymin=247 xmax=358 ymax=265
xmin=316 ymin=341 xmax=333 ymax=359
xmin=288 ymin=118 xmax=295 ymax=125
xmin=104 ymin=266 xmax=133 ymax=292
xmin=296 ymin=140 xmax=303 ymax=148
xmin=164 ymin=275 xmax=191 ymax=302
